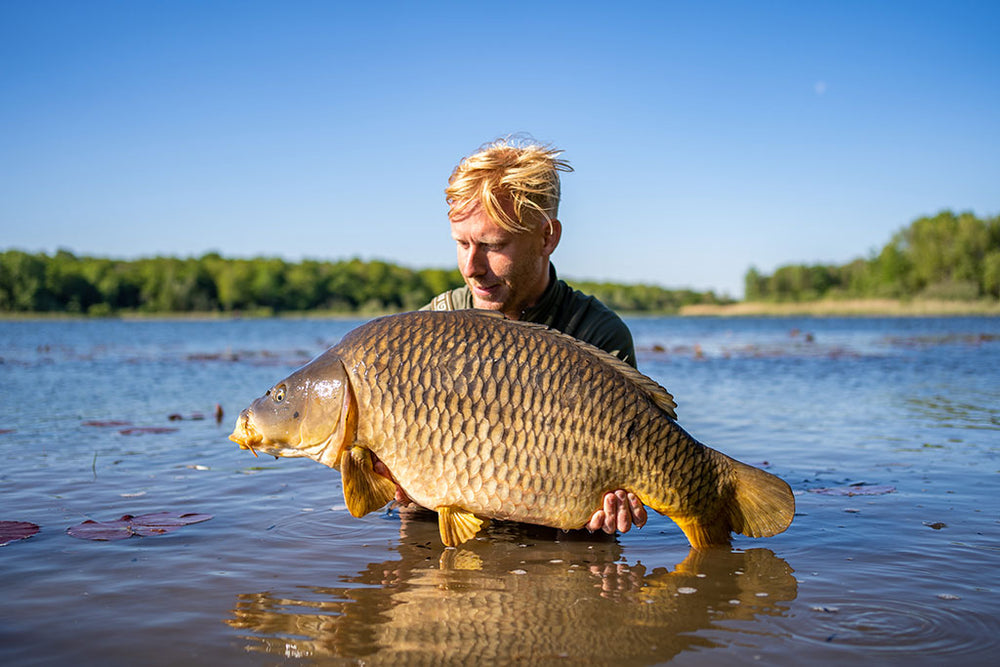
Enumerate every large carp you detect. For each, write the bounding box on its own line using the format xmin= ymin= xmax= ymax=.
xmin=229 ymin=310 xmax=794 ymax=549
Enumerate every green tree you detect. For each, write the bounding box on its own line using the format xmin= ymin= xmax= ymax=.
xmin=744 ymin=266 xmax=766 ymax=300
xmin=0 ymin=251 xmax=53 ymax=311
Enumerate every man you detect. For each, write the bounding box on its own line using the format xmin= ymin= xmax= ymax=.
xmin=424 ymin=139 xmax=636 ymax=369
xmin=383 ymin=137 xmax=647 ymax=534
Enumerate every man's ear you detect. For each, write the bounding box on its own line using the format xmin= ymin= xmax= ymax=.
xmin=542 ymin=218 xmax=562 ymax=256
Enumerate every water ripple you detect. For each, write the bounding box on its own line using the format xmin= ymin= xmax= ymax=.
xmin=785 ymin=599 xmax=999 ymax=657
xmin=265 ymin=507 xmax=397 ymax=546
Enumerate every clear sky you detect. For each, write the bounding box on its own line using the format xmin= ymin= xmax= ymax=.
xmin=2 ymin=1 xmax=998 ymax=297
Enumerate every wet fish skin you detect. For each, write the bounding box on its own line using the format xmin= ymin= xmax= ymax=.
xmin=230 ymin=310 xmax=794 ymax=548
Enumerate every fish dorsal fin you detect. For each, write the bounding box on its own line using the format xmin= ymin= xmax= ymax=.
xmin=437 ymin=506 xmax=487 ymax=547
xmin=575 ymin=335 xmax=678 ymax=420
xmin=496 ymin=315 xmax=679 ymax=420
xmin=341 ymin=445 xmax=397 ymax=517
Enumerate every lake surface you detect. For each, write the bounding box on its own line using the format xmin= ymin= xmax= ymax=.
xmin=1 ymin=315 xmax=998 ymax=665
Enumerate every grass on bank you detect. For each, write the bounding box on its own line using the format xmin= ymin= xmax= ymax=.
xmin=679 ymin=298 xmax=1000 ymax=317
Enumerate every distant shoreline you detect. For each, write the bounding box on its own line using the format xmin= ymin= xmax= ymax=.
xmin=678 ymin=298 xmax=1000 ymax=317
xmin=3 ymin=299 xmax=1000 ymax=321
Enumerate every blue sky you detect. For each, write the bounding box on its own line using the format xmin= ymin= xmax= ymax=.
xmin=2 ymin=1 xmax=998 ymax=297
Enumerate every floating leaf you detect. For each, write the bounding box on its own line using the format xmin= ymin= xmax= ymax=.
xmin=127 ymin=512 xmax=214 ymax=537
xmin=0 ymin=429 xmax=15 ymax=434
xmin=82 ymin=420 xmax=132 ymax=428
xmin=118 ymin=427 xmax=179 ymax=436
xmin=167 ymin=413 xmax=205 ymax=421
xmin=67 ymin=517 xmax=135 ymax=541
xmin=1 ymin=521 xmax=40 ymax=546
xmin=809 ymin=484 xmax=896 ymax=496
xmin=66 ymin=512 xmax=213 ymax=541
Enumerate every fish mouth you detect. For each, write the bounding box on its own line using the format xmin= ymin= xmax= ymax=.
xmin=229 ymin=410 xmax=263 ymax=457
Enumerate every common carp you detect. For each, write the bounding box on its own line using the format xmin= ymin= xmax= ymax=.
xmin=229 ymin=310 xmax=794 ymax=549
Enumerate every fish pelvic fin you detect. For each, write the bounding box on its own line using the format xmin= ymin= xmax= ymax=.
xmin=341 ymin=446 xmax=397 ymax=518
xmin=437 ymin=506 xmax=488 ymax=547
xmin=726 ymin=459 xmax=795 ymax=539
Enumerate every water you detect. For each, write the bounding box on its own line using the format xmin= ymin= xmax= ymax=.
xmin=1 ymin=315 xmax=997 ymax=665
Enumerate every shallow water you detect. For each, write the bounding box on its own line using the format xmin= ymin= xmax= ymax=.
xmin=1 ymin=315 xmax=997 ymax=665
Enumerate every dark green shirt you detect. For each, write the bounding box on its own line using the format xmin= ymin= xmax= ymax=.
xmin=422 ymin=264 xmax=636 ymax=367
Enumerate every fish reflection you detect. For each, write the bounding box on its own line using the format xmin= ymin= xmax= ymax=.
xmin=226 ymin=512 xmax=797 ymax=664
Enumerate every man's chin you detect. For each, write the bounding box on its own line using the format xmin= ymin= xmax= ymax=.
xmin=470 ymin=286 xmax=505 ymax=308
xmin=471 ymin=297 xmax=504 ymax=311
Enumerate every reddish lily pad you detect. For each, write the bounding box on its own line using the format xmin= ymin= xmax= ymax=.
xmin=168 ymin=413 xmax=206 ymax=421
xmin=118 ymin=427 xmax=179 ymax=436
xmin=126 ymin=512 xmax=214 ymax=536
xmin=66 ymin=512 xmax=213 ymax=541
xmin=83 ymin=420 xmax=132 ymax=427
xmin=67 ymin=517 xmax=134 ymax=541
xmin=809 ymin=484 xmax=896 ymax=497
xmin=1 ymin=521 xmax=40 ymax=546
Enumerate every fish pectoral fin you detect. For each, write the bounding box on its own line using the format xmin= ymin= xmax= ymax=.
xmin=341 ymin=446 xmax=396 ymax=518
xmin=437 ymin=506 xmax=487 ymax=547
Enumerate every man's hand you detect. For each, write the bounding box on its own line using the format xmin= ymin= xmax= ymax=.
xmin=586 ymin=490 xmax=647 ymax=534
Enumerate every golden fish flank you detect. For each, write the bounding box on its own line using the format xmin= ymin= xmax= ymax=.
xmin=230 ymin=310 xmax=795 ymax=549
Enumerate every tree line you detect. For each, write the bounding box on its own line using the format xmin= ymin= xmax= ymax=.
xmin=745 ymin=210 xmax=1000 ymax=302
xmin=0 ymin=250 xmax=730 ymax=316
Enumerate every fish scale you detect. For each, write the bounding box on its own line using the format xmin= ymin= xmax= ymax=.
xmin=230 ymin=310 xmax=794 ymax=548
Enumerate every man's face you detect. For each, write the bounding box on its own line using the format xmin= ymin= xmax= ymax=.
xmin=450 ymin=203 xmax=555 ymax=320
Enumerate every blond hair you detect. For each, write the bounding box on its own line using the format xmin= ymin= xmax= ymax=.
xmin=445 ymin=137 xmax=573 ymax=233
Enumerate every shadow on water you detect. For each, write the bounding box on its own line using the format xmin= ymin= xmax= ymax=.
xmin=225 ymin=511 xmax=797 ymax=664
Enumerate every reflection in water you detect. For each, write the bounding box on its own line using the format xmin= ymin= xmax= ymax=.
xmin=226 ymin=512 xmax=797 ymax=664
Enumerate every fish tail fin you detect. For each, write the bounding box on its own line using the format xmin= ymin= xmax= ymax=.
xmin=725 ymin=458 xmax=795 ymax=539
xmin=672 ymin=516 xmax=734 ymax=549
xmin=645 ymin=457 xmax=795 ymax=549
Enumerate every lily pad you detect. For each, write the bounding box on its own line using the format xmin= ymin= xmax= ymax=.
xmin=0 ymin=521 xmax=40 ymax=546
xmin=167 ymin=413 xmax=206 ymax=421
xmin=118 ymin=427 xmax=179 ymax=436
xmin=809 ymin=484 xmax=896 ymax=496
xmin=82 ymin=420 xmax=132 ymax=427
xmin=66 ymin=512 xmax=213 ymax=541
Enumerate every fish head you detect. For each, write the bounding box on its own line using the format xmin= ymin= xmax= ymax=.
xmin=229 ymin=351 xmax=356 ymax=469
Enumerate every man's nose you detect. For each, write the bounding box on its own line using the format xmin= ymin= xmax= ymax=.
xmin=461 ymin=245 xmax=485 ymax=277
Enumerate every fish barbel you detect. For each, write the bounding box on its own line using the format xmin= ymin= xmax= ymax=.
xmin=229 ymin=310 xmax=794 ymax=548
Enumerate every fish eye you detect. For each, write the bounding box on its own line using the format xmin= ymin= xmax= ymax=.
xmin=273 ymin=386 xmax=286 ymax=403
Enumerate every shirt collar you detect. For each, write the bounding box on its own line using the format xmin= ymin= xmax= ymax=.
xmin=521 ymin=263 xmax=563 ymax=322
